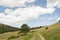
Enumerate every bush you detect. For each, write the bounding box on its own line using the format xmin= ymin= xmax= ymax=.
xmin=18 ymin=32 xmax=21 ymax=34
xmin=40 ymin=26 xmax=42 ymax=28
xmin=59 ymin=20 xmax=60 ymax=22
xmin=45 ymin=27 xmax=48 ymax=29
xmin=8 ymin=36 xmax=15 ymax=40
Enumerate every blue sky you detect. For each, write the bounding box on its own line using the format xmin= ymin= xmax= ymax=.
xmin=0 ymin=0 xmax=60 ymax=28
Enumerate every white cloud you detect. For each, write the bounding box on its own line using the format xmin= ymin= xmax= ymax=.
xmin=47 ymin=0 xmax=60 ymax=8
xmin=48 ymin=17 xmax=53 ymax=20
xmin=0 ymin=6 xmax=55 ymax=26
xmin=0 ymin=0 xmax=35 ymax=7
xmin=0 ymin=0 xmax=58 ymax=27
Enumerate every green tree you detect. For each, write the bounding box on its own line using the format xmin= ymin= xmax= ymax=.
xmin=40 ymin=26 xmax=42 ymax=28
xmin=21 ymin=24 xmax=30 ymax=35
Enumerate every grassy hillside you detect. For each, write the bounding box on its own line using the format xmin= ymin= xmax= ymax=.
xmin=0 ymin=21 xmax=60 ymax=40
xmin=40 ymin=21 xmax=60 ymax=40
xmin=0 ymin=24 xmax=19 ymax=34
xmin=0 ymin=31 xmax=41 ymax=40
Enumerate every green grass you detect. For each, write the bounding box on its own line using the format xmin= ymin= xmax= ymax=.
xmin=40 ymin=22 xmax=60 ymax=40
xmin=0 ymin=31 xmax=19 ymax=40
xmin=0 ymin=31 xmax=35 ymax=40
xmin=0 ymin=22 xmax=60 ymax=40
xmin=0 ymin=31 xmax=41 ymax=40
xmin=35 ymin=32 xmax=41 ymax=40
xmin=10 ymin=32 xmax=34 ymax=40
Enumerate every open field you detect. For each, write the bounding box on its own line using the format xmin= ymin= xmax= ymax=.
xmin=39 ymin=22 xmax=60 ymax=40
xmin=0 ymin=22 xmax=60 ymax=40
xmin=0 ymin=31 xmax=41 ymax=40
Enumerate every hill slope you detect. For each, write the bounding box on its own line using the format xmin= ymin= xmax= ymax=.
xmin=0 ymin=24 xmax=19 ymax=34
xmin=0 ymin=21 xmax=60 ymax=40
xmin=40 ymin=21 xmax=60 ymax=40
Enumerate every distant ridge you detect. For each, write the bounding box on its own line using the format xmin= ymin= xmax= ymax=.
xmin=0 ymin=23 xmax=20 ymax=34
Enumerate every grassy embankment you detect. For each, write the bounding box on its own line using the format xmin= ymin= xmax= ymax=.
xmin=39 ymin=22 xmax=60 ymax=40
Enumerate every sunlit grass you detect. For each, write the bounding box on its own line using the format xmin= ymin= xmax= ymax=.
xmin=0 ymin=22 xmax=60 ymax=40
xmin=0 ymin=31 xmax=34 ymax=40
xmin=40 ymin=22 xmax=60 ymax=40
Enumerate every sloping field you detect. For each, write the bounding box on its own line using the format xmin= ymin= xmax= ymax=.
xmin=40 ymin=22 xmax=60 ymax=40
xmin=0 ymin=31 xmax=41 ymax=40
xmin=0 ymin=22 xmax=60 ymax=40
xmin=0 ymin=24 xmax=19 ymax=34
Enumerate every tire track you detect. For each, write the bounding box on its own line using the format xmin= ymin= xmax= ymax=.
xmin=38 ymin=32 xmax=45 ymax=40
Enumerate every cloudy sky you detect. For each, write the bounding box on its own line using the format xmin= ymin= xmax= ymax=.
xmin=0 ymin=0 xmax=60 ymax=28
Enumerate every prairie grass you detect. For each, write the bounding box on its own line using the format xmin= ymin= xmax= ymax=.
xmin=40 ymin=22 xmax=60 ymax=40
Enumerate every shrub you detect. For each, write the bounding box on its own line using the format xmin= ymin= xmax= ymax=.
xmin=59 ymin=20 xmax=60 ymax=22
xmin=45 ymin=27 xmax=48 ymax=29
xmin=40 ymin=26 xmax=42 ymax=28
xmin=8 ymin=36 xmax=15 ymax=40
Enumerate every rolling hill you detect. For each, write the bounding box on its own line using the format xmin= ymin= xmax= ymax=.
xmin=40 ymin=21 xmax=60 ymax=40
xmin=0 ymin=21 xmax=60 ymax=40
xmin=0 ymin=24 xmax=20 ymax=34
